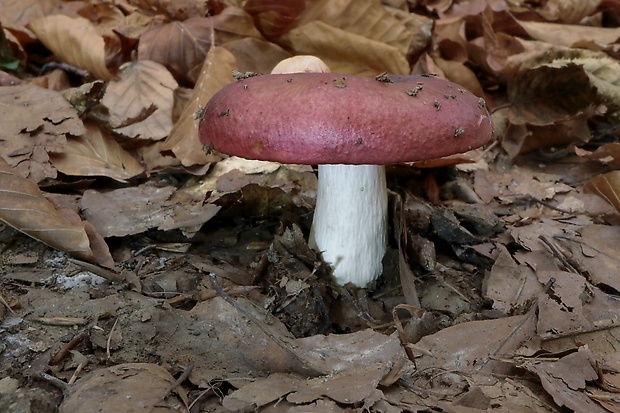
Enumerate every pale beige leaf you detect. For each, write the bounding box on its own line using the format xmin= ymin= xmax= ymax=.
xmin=516 ymin=20 xmax=620 ymax=48
xmin=50 ymin=121 xmax=144 ymax=182
xmin=102 ymin=60 xmax=178 ymax=140
xmin=584 ymin=171 xmax=620 ymax=213
xmin=28 ymin=15 xmax=114 ymax=81
xmin=536 ymin=0 xmax=602 ymax=24
xmin=0 ymin=156 xmax=114 ymax=267
xmin=299 ymin=0 xmax=412 ymax=56
xmin=161 ymin=46 xmax=237 ymax=166
xmin=0 ymin=0 xmax=64 ymax=32
xmin=279 ymin=21 xmax=410 ymax=75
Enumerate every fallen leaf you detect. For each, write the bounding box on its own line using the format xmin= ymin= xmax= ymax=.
xmin=0 ymin=84 xmax=85 ymax=182
xmin=60 ymin=363 xmax=185 ymax=413
xmin=522 ymin=349 xmax=605 ymax=413
xmin=80 ymin=183 xmax=220 ymax=238
xmin=50 ymin=121 xmax=144 ymax=181
xmin=507 ymin=63 xmax=597 ymax=126
xmin=244 ymin=0 xmax=306 ymax=40
xmin=138 ymin=7 xmax=261 ymax=84
xmin=516 ymin=19 xmax=620 ymax=48
xmin=0 ymin=156 xmax=114 ymax=268
xmin=585 ymin=170 xmax=620 ymax=213
xmin=161 ymin=46 xmax=237 ymax=166
xmin=298 ymin=0 xmax=412 ymax=56
xmin=28 ymin=15 xmax=114 ymax=80
xmin=101 ymin=60 xmax=178 ymax=140
xmin=278 ymin=21 xmax=410 ymax=75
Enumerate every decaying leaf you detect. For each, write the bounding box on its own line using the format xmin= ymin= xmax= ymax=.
xmin=28 ymin=15 xmax=115 ymax=80
xmin=0 ymin=156 xmax=114 ymax=268
xmin=0 ymin=84 xmax=85 ymax=182
xmin=60 ymin=363 xmax=185 ymax=413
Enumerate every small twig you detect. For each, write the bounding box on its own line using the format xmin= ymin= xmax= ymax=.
xmin=0 ymin=291 xmax=15 ymax=315
xmin=68 ymin=258 xmax=125 ymax=283
xmin=161 ymin=363 xmax=194 ymax=401
xmin=106 ymin=318 xmax=119 ymax=360
xmin=30 ymin=317 xmax=88 ymax=326
xmin=50 ymin=332 xmax=85 ymax=365
xmin=68 ymin=362 xmax=86 ymax=385
xmin=538 ymin=235 xmax=580 ymax=274
xmin=511 ymin=194 xmax=574 ymax=214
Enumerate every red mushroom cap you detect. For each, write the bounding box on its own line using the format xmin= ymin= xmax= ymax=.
xmin=199 ymin=73 xmax=493 ymax=165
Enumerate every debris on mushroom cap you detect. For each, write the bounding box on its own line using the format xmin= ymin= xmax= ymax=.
xmin=199 ymin=73 xmax=493 ymax=165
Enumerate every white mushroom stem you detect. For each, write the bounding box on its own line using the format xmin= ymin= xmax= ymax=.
xmin=309 ymin=165 xmax=388 ymax=287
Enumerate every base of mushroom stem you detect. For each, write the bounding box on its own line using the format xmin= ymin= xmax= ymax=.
xmin=309 ymin=164 xmax=388 ymax=287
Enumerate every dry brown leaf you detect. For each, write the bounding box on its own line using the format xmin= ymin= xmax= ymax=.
xmin=0 ymin=156 xmax=114 ymax=268
xmin=522 ymin=350 xmax=605 ymax=413
xmin=575 ymin=143 xmax=620 ymax=167
xmin=0 ymin=0 xmax=67 ymax=33
xmin=161 ymin=46 xmax=237 ymax=166
xmin=0 ymin=84 xmax=85 ymax=183
xmin=28 ymin=15 xmax=114 ymax=80
xmin=516 ymin=20 xmax=620 ymax=48
xmin=102 ymin=60 xmax=178 ymax=140
xmin=222 ymin=37 xmax=291 ymax=73
xmin=138 ymin=7 xmax=262 ymax=84
xmin=60 ymin=363 xmax=184 ymax=413
xmin=117 ymin=0 xmax=208 ymax=20
xmin=584 ymin=170 xmax=620 ymax=212
xmin=507 ymin=63 xmax=597 ymax=126
xmin=536 ymin=0 xmax=601 ymax=24
xmin=279 ymin=21 xmax=409 ymax=75
xmin=81 ymin=183 xmax=221 ymax=238
xmin=244 ymin=0 xmax=306 ymax=40
xmin=50 ymin=121 xmax=144 ymax=182
xmin=298 ymin=0 xmax=412 ymax=56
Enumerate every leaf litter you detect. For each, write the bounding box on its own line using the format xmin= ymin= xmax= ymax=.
xmin=1 ymin=0 xmax=620 ymax=412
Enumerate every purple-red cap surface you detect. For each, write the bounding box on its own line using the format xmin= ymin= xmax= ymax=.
xmin=199 ymin=73 xmax=493 ymax=165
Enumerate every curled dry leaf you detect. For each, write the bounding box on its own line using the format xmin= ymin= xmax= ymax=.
xmin=0 ymin=156 xmax=114 ymax=268
xmin=161 ymin=46 xmax=237 ymax=166
xmin=584 ymin=170 xmax=620 ymax=213
xmin=102 ymin=60 xmax=178 ymax=140
xmin=28 ymin=15 xmax=114 ymax=80
xmin=50 ymin=121 xmax=144 ymax=182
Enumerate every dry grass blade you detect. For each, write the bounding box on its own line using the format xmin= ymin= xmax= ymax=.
xmin=0 ymin=156 xmax=113 ymax=267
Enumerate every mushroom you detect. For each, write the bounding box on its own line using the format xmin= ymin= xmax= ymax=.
xmin=199 ymin=67 xmax=493 ymax=287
